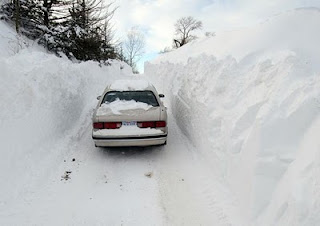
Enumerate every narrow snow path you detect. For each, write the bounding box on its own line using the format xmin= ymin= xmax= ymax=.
xmin=154 ymin=116 xmax=241 ymax=226
xmin=2 ymin=111 xmax=242 ymax=225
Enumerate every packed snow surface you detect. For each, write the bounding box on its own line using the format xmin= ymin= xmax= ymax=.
xmin=110 ymin=79 xmax=150 ymax=91
xmin=1 ymin=7 xmax=320 ymax=226
xmin=97 ymin=99 xmax=153 ymax=115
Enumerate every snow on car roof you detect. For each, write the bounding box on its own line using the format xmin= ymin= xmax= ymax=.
xmin=109 ymin=79 xmax=152 ymax=91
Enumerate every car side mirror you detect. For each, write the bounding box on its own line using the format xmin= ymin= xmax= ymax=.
xmin=97 ymin=95 xmax=101 ymax=100
xmin=159 ymin=94 xmax=165 ymax=98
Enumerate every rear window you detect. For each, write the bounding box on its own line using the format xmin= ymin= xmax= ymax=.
xmin=102 ymin=91 xmax=159 ymax=107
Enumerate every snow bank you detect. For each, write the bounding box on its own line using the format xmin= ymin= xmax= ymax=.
xmin=154 ymin=7 xmax=320 ymax=68
xmin=97 ymin=99 xmax=153 ymax=115
xmin=146 ymin=8 xmax=320 ymax=225
xmin=0 ymin=22 xmax=32 ymax=58
xmin=0 ymin=20 xmax=132 ymax=216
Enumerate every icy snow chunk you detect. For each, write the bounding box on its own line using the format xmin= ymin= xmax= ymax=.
xmin=110 ymin=79 xmax=150 ymax=91
xmin=97 ymin=99 xmax=153 ymax=115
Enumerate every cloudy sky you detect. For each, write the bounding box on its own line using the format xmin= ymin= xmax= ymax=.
xmin=112 ymin=0 xmax=320 ymax=72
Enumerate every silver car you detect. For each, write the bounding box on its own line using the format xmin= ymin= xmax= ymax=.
xmin=92 ymin=80 xmax=168 ymax=147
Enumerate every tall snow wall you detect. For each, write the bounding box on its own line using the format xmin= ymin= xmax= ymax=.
xmin=0 ymin=21 xmax=132 ymax=212
xmin=145 ymin=8 xmax=320 ymax=225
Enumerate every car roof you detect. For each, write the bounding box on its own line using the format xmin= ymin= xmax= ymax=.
xmin=105 ymin=79 xmax=157 ymax=93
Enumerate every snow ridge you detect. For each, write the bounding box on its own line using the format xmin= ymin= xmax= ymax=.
xmin=146 ymin=8 xmax=320 ymax=225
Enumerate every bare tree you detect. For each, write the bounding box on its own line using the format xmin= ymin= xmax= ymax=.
xmin=124 ymin=27 xmax=145 ymax=73
xmin=173 ymin=16 xmax=202 ymax=48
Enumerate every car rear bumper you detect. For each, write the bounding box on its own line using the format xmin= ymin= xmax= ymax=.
xmin=93 ymin=134 xmax=167 ymax=147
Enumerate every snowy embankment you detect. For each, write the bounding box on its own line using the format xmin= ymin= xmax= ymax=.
xmin=146 ymin=8 xmax=320 ymax=225
xmin=0 ymin=21 xmax=137 ymax=224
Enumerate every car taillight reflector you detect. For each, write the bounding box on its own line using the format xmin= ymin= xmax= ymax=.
xmin=104 ymin=122 xmax=122 ymax=129
xmin=93 ymin=122 xmax=121 ymax=129
xmin=156 ymin=121 xmax=166 ymax=127
xmin=138 ymin=121 xmax=166 ymax=128
xmin=93 ymin=122 xmax=104 ymax=129
xmin=138 ymin=121 xmax=155 ymax=128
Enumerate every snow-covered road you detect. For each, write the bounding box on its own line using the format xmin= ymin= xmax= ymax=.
xmin=0 ymin=23 xmax=239 ymax=224
xmin=2 ymin=107 xmax=241 ymax=225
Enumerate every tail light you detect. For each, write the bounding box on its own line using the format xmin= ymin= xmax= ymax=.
xmin=156 ymin=121 xmax=166 ymax=127
xmin=138 ymin=121 xmax=155 ymax=128
xmin=93 ymin=122 xmax=104 ymax=129
xmin=104 ymin=122 xmax=122 ymax=129
xmin=93 ymin=122 xmax=121 ymax=129
xmin=138 ymin=121 xmax=166 ymax=128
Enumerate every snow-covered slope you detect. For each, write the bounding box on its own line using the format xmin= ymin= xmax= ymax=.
xmin=0 ymin=21 xmax=139 ymax=225
xmin=146 ymin=8 xmax=320 ymax=225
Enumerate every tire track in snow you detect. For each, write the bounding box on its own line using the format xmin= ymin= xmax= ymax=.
xmin=155 ymin=113 xmax=245 ymax=226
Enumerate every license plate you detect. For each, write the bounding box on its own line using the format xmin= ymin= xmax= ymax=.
xmin=122 ymin=121 xmax=137 ymax=126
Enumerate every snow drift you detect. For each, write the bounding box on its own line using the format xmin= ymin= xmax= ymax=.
xmin=146 ymin=8 xmax=320 ymax=225
xmin=0 ymin=20 xmax=132 ymax=221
